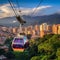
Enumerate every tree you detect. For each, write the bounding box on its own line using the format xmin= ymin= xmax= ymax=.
xmin=38 ymin=42 xmax=54 ymax=54
xmin=44 ymin=34 xmax=54 ymax=40
xmin=56 ymin=48 xmax=60 ymax=60
xmin=4 ymin=38 xmax=13 ymax=51
xmin=31 ymin=56 xmax=40 ymax=60
xmin=49 ymin=34 xmax=60 ymax=49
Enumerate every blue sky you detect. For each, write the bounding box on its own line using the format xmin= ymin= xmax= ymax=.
xmin=0 ymin=0 xmax=60 ymax=18
xmin=0 ymin=0 xmax=60 ymax=7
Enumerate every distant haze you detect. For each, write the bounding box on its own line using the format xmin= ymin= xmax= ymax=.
xmin=0 ymin=13 xmax=60 ymax=27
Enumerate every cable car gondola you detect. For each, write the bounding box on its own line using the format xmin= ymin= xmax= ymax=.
xmin=12 ymin=34 xmax=29 ymax=52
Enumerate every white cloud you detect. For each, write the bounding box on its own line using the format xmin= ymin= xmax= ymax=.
xmin=0 ymin=4 xmax=52 ymax=18
xmin=0 ymin=4 xmax=11 ymax=13
xmin=0 ymin=4 xmax=15 ymax=18
xmin=20 ymin=5 xmax=52 ymax=15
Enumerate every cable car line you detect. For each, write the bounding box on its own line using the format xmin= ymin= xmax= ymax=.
xmin=15 ymin=0 xmax=21 ymax=15
xmin=8 ymin=0 xmax=26 ymax=24
xmin=31 ymin=0 xmax=43 ymax=16
xmin=7 ymin=0 xmax=17 ymax=16
xmin=11 ymin=0 xmax=19 ymax=16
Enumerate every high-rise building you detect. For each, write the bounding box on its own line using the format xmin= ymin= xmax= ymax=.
xmin=40 ymin=23 xmax=48 ymax=31
xmin=32 ymin=29 xmax=36 ymax=36
xmin=52 ymin=24 xmax=58 ymax=34
xmin=40 ymin=31 xmax=47 ymax=38
xmin=12 ymin=27 xmax=17 ymax=34
xmin=39 ymin=23 xmax=48 ymax=37
xmin=34 ymin=25 xmax=39 ymax=31
xmin=47 ymin=25 xmax=52 ymax=34
xmin=34 ymin=25 xmax=40 ymax=36
xmin=57 ymin=24 xmax=60 ymax=34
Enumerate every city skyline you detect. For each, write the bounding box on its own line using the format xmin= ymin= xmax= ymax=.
xmin=0 ymin=23 xmax=60 ymax=38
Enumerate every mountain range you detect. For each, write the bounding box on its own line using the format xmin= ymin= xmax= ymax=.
xmin=0 ymin=13 xmax=60 ymax=27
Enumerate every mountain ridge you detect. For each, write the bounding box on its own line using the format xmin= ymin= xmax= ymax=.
xmin=0 ymin=13 xmax=60 ymax=27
